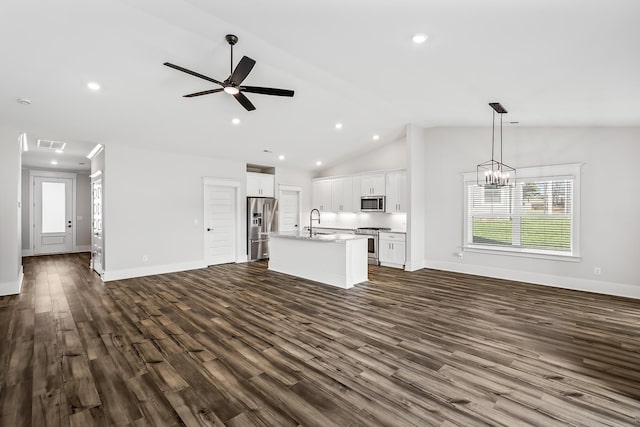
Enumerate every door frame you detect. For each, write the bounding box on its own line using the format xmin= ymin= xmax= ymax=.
xmin=202 ymin=177 xmax=242 ymax=263
xmin=90 ymin=175 xmax=103 ymax=275
xmin=278 ymin=184 xmax=302 ymax=232
xmin=28 ymin=170 xmax=77 ymax=256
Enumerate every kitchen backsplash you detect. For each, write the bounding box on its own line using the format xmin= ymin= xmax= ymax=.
xmin=314 ymin=212 xmax=407 ymax=232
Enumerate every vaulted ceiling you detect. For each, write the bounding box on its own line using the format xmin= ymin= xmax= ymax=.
xmin=2 ymin=0 xmax=639 ymax=171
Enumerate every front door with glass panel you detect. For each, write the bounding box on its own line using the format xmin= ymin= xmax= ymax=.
xmin=34 ymin=177 xmax=73 ymax=254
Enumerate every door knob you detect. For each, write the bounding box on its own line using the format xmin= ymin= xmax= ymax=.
xmin=207 ymin=228 xmax=213 ymax=231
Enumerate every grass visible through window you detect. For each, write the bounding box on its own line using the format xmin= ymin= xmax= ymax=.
xmin=473 ymin=217 xmax=571 ymax=250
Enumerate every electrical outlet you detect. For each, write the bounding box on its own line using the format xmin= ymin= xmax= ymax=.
xmin=594 ymin=267 xmax=601 ymax=276
xmin=194 ymin=219 xmax=199 ymax=225
xmin=142 ymin=255 xmax=149 ymax=262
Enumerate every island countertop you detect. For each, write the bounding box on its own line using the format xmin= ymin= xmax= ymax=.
xmin=269 ymin=231 xmax=369 ymax=242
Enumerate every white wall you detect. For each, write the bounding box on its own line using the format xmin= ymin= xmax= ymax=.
xmin=406 ymin=124 xmax=426 ymax=272
xmin=20 ymin=169 xmax=29 ymax=250
xmin=317 ymin=136 xmax=407 ymax=177
xmin=422 ymin=126 xmax=640 ymax=298
xmin=275 ymin=166 xmax=313 ymax=226
xmin=102 ymin=144 xmax=246 ymax=280
xmin=76 ymin=173 xmax=91 ymax=247
xmin=20 ymin=168 xmax=91 ymax=252
xmin=0 ymin=126 xmax=22 ymax=295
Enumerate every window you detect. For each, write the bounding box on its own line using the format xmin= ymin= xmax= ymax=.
xmin=41 ymin=182 xmax=66 ymax=233
xmin=463 ymin=164 xmax=581 ymax=259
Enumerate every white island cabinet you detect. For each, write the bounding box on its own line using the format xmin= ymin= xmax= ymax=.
xmin=269 ymin=232 xmax=368 ymax=289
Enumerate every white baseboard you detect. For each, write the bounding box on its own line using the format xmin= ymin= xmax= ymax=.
xmin=0 ymin=266 xmax=24 ymax=296
xmin=102 ymin=260 xmax=208 ymax=282
xmin=405 ymin=259 xmax=426 ymax=272
xmin=424 ymin=259 xmax=640 ymax=300
xmin=22 ymin=246 xmax=92 ymax=257
xmin=380 ymin=262 xmax=404 ymax=270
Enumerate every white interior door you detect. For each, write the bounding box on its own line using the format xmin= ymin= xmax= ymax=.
xmin=279 ymin=189 xmax=300 ymax=232
xmin=34 ymin=177 xmax=74 ymax=254
xmin=204 ymin=185 xmax=236 ymax=265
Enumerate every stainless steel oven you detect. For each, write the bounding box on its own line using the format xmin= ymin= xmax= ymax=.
xmin=355 ymin=227 xmax=391 ymax=264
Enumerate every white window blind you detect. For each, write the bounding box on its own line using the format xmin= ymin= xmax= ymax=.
xmin=464 ymin=164 xmax=580 ymax=257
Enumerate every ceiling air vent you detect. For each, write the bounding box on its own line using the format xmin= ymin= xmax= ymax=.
xmin=36 ymin=139 xmax=67 ymax=150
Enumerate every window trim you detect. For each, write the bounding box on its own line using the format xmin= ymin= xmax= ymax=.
xmin=462 ymin=163 xmax=582 ymax=259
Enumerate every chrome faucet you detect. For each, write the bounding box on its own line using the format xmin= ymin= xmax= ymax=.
xmin=309 ymin=209 xmax=321 ymax=236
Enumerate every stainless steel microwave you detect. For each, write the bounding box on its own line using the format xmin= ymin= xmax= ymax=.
xmin=360 ymin=196 xmax=385 ymax=212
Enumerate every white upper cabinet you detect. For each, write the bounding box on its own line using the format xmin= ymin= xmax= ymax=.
xmin=312 ymin=169 xmax=407 ymax=213
xmin=312 ymin=179 xmax=332 ymax=212
xmin=359 ymin=173 xmax=386 ymax=196
xmin=331 ymin=176 xmax=354 ymax=212
xmin=385 ymin=170 xmax=407 ymax=213
xmin=247 ymin=172 xmax=275 ymax=197
xmin=313 ymin=177 xmax=355 ymax=212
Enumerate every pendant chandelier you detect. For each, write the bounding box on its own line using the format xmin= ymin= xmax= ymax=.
xmin=477 ymin=102 xmax=516 ymax=188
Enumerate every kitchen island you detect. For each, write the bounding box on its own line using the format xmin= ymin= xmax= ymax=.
xmin=268 ymin=232 xmax=369 ymax=289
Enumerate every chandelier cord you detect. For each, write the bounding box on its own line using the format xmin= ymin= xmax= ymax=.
xmin=491 ymin=110 xmax=495 ymax=166
xmin=500 ymin=112 xmax=503 ymax=166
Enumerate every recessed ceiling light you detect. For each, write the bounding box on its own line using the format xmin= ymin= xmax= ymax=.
xmin=278 ymin=155 xmax=285 ymax=160
xmin=55 ymin=149 xmax=63 ymax=154
xmin=372 ymin=134 xmax=380 ymax=141
xmin=412 ymin=33 xmax=428 ymax=44
xmin=316 ymin=161 xmax=322 ymax=166
xmin=50 ymin=160 xmax=58 ymax=165
xmin=232 ymin=118 xmax=241 ymax=125
xmin=335 ymin=123 xmax=343 ymax=130
xmin=87 ymin=82 xmax=101 ymax=91
xmin=224 ymin=86 xmax=240 ymax=95
xmin=17 ymin=98 xmax=31 ymax=105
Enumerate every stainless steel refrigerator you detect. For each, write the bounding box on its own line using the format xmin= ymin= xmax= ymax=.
xmin=247 ymin=197 xmax=278 ymax=261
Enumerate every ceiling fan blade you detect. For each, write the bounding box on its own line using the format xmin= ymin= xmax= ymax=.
xmin=163 ymin=62 xmax=224 ymax=87
xmin=234 ymin=92 xmax=256 ymax=111
xmin=241 ymin=86 xmax=294 ymax=97
xmin=231 ymin=56 xmax=256 ymax=85
xmin=183 ymin=88 xmax=224 ymax=97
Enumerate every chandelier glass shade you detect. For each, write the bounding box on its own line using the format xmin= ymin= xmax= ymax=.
xmin=477 ymin=102 xmax=516 ymax=188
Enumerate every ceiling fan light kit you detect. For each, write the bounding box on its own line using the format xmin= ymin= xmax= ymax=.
xmin=477 ymin=102 xmax=516 ymax=188
xmin=164 ymin=34 xmax=294 ymax=111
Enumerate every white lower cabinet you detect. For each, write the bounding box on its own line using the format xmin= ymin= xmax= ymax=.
xmin=378 ymin=232 xmax=406 ymax=268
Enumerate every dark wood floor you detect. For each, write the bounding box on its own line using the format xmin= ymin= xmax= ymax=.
xmin=1 ymin=254 xmax=640 ymax=426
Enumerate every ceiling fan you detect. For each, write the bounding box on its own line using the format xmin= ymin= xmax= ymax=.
xmin=164 ymin=34 xmax=294 ymax=111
